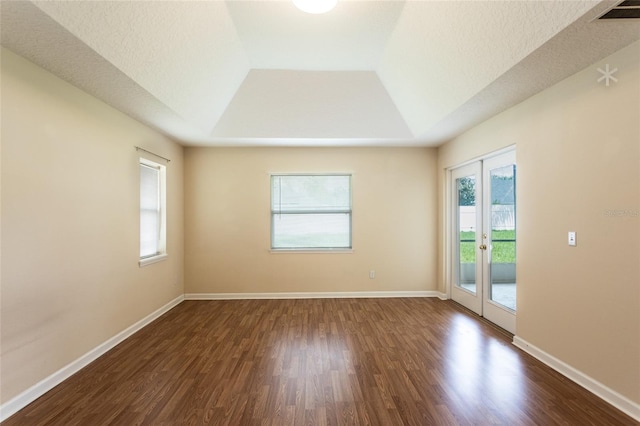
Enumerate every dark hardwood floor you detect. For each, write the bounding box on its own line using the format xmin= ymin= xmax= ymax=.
xmin=3 ymin=298 xmax=637 ymax=425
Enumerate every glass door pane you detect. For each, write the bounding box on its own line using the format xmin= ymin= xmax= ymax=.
xmin=488 ymin=164 xmax=516 ymax=311
xmin=451 ymin=161 xmax=483 ymax=316
xmin=457 ymin=175 xmax=477 ymax=294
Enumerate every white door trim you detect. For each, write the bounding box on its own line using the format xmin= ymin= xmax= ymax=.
xmin=445 ymin=145 xmax=517 ymax=332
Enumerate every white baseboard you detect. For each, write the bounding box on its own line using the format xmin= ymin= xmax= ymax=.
xmin=512 ymin=336 xmax=640 ymax=422
xmin=185 ymin=291 xmax=442 ymax=300
xmin=0 ymin=295 xmax=184 ymax=423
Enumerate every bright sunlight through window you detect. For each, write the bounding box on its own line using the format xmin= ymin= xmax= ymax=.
xmin=271 ymin=174 xmax=352 ymax=250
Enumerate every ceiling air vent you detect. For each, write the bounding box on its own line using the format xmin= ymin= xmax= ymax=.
xmin=599 ymin=0 xmax=640 ymax=19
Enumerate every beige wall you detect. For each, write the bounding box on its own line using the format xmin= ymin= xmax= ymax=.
xmin=438 ymin=41 xmax=640 ymax=403
xmin=185 ymin=147 xmax=437 ymax=294
xmin=0 ymin=49 xmax=184 ymax=403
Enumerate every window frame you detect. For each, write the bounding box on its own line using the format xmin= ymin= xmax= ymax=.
xmin=139 ymin=157 xmax=167 ymax=266
xmin=270 ymin=173 xmax=353 ymax=252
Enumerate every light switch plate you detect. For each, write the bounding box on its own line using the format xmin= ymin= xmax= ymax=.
xmin=568 ymin=231 xmax=577 ymax=246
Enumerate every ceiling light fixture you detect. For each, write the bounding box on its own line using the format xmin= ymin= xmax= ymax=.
xmin=293 ymin=0 xmax=337 ymax=14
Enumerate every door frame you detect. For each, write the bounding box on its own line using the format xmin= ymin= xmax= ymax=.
xmin=445 ymin=146 xmax=517 ymax=331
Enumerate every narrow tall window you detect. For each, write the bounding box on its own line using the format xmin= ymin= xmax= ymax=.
xmin=140 ymin=158 xmax=166 ymax=265
xmin=271 ymin=174 xmax=352 ymax=250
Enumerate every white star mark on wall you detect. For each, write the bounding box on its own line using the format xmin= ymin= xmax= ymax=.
xmin=597 ymin=64 xmax=618 ymax=87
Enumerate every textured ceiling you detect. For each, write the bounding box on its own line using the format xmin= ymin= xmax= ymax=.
xmin=1 ymin=0 xmax=639 ymax=147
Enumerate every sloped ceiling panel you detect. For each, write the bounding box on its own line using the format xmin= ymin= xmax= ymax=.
xmin=212 ymin=70 xmax=412 ymax=140
xmin=31 ymin=0 xmax=250 ymax=136
xmin=378 ymin=0 xmax=600 ymax=139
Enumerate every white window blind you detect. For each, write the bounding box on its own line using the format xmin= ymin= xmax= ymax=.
xmin=140 ymin=161 xmax=162 ymax=258
xmin=271 ymin=174 xmax=352 ymax=250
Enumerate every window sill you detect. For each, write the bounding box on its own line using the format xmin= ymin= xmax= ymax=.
xmin=139 ymin=253 xmax=168 ymax=267
xmin=270 ymin=249 xmax=353 ymax=254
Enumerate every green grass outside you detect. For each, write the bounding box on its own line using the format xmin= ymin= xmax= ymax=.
xmin=460 ymin=230 xmax=515 ymax=263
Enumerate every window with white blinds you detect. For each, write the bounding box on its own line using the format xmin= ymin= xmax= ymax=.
xmin=140 ymin=159 xmax=166 ymax=262
xmin=271 ymin=174 xmax=352 ymax=250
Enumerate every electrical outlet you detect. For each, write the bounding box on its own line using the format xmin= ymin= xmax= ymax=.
xmin=369 ymin=270 xmax=375 ymax=279
xmin=568 ymin=231 xmax=577 ymax=246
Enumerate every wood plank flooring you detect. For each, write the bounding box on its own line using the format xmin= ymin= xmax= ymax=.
xmin=3 ymin=298 xmax=637 ymax=425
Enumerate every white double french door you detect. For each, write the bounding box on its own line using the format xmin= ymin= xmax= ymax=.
xmin=450 ymin=150 xmax=517 ymax=333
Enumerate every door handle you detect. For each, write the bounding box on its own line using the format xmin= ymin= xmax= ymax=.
xmin=479 ymin=244 xmax=487 ymax=250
